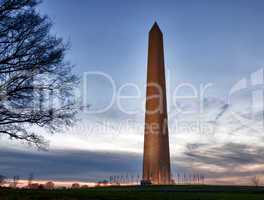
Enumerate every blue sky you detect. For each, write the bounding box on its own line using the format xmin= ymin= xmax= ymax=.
xmin=39 ymin=0 xmax=264 ymax=95
xmin=1 ymin=0 xmax=264 ymax=185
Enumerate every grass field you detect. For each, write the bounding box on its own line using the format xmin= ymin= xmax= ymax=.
xmin=1 ymin=185 xmax=264 ymax=200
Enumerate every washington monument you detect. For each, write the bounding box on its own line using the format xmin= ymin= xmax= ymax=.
xmin=142 ymin=22 xmax=171 ymax=185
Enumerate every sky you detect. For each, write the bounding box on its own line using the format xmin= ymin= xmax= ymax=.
xmin=1 ymin=0 xmax=264 ymax=186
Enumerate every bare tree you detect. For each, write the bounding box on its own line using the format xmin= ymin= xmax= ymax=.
xmin=0 ymin=0 xmax=79 ymax=148
xmin=251 ymin=176 xmax=261 ymax=187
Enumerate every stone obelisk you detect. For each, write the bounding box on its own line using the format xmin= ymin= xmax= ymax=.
xmin=142 ymin=22 xmax=171 ymax=185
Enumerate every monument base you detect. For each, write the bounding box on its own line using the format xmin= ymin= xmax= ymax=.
xmin=140 ymin=180 xmax=152 ymax=186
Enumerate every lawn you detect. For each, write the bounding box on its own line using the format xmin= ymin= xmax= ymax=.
xmin=0 ymin=185 xmax=264 ymax=200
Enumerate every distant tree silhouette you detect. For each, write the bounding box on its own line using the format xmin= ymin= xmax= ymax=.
xmin=189 ymin=174 xmax=192 ymax=184
xmin=81 ymin=184 xmax=89 ymax=189
xmin=251 ymin=176 xmax=261 ymax=187
xmin=201 ymin=174 xmax=205 ymax=184
xmin=27 ymin=172 xmax=34 ymax=187
xmin=45 ymin=181 xmax=55 ymax=189
xmin=38 ymin=184 xmax=44 ymax=190
xmin=13 ymin=175 xmax=19 ymax=188
xmin=71 ymin=183 xmax=80 ymax=189
xmin=0 ymin=0 xmax=78 ymax=148
xmin=120 ymin=175 xmax=124 ymax=184
xmin=125 ymin=173 xmax=129 ymax=184
xmin=28 ymin=183 xmax=39 ymax=189
xmin=131 ymin=175 xmax=134 ymax=184
xmin=0 ymin=174 xmax=6 ymax=186
xmin=137 ymin=173 xmax=140 ymax=184
xmin=197 ymin=174 xmax=201 ymax=184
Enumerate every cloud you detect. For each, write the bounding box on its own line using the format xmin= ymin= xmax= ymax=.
xmin=183 ymin=142 xmax=264 ymax=178
xmin=1 ymin=95 xmax=264 ymax=185
xmin=0 ymin=148 xmax=142 ymax=181
xmin=0 ymin=148 xmax=193 ymax=183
